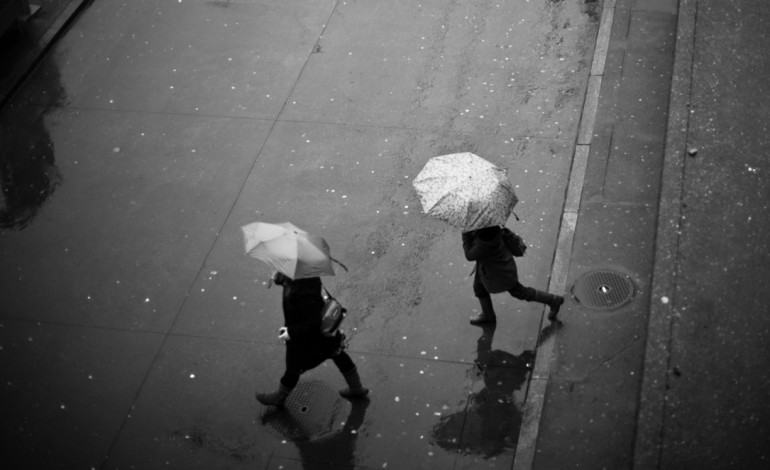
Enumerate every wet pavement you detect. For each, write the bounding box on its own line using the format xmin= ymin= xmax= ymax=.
xmin=0 ymin=0 xmax=598 ymax=468
xmin=1 ymin=0 xmax=768 ymax=469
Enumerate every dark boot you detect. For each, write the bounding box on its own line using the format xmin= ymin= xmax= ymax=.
xmin=340 ymin=367 xmax=369 ymax=399
xmin=256 ymin=383 xmax=292 ymax=407
xmin=532 ymin=290 xmax=565 ymax=322
xmin=470 ymin=296 xmax=496 ymax=325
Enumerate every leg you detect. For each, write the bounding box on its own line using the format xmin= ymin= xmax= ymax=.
xmin=332 ymin=352 xmax=369 ymax=399
xmin=509 ymin=282 xmax=565 ymax=322
xmin=256 ymin=345 xmax=303 ymax=407
xmin=256 ymin=369 xmax=299 ymax=407
xmin=470 ymin=270 xmax=496 ymax=325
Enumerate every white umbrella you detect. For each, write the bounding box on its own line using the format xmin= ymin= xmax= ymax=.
xmin=242 ymin=221 xmax=338 ymax=280
xmin=412 ymin=152 xmax=518 ymax=232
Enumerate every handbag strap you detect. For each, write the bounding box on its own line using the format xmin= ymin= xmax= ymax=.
xmin=330 ymin=256 xmax=349 ymax=272
xmin=322 ymin=285 xmax=335 ymax=300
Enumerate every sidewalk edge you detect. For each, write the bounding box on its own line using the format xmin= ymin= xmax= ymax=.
xmin=512 ymin=1 xmax=616 ymax=469
xmin=0 ymin=0 xmax=90 ymax=110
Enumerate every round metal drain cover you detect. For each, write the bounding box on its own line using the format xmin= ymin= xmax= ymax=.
xmin=572 ymin=270 xmax=635 ymax=310
xmin=261 ymin=380 xmax=349 ymax=441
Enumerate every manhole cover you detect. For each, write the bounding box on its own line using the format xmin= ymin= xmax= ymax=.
xmin=571 ymin=270 xmax=635 ymax=310
xmin=261 ymin=380 xmax=349 ymax=441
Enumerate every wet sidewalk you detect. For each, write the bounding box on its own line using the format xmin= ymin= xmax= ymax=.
xmin=0 ymin=1 xmax=598 ymax=469
xmin=2 ymin=0 xmax=769 ymax=469
xmin=521 ymin=0 xmax=679 ymax=468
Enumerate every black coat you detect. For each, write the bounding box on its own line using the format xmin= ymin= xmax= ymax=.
xmin=462 ymin=230 xmax=519 ymax=293
xmin=282 ymin=277 xmax=342 ymax=371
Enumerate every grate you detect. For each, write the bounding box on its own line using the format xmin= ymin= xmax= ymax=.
xmin=571 ymin=270 xmax=635 ymax=310
xmin=261 ymin=380 xmax=349 ymax=441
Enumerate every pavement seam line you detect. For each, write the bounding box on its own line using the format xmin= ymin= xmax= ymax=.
xmin=98 ymin=3 xmax=346 ymax=467
xmin=513 ymin=0 xmax=614 ymax=468
xmin=632 ymin=0 xmax=698 ymax=467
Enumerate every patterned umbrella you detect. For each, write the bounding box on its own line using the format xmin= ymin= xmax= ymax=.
xmin=412 ymin=152 xmax=518 ymax=232
xmin=241 ymin=221 xmax=337 ymax=280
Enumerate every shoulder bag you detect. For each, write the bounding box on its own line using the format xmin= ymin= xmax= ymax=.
xmin=320 ymin=286 xmax=347 ymax=337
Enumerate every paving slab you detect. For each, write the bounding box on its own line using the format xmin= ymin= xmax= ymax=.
xmin=280 ymin=0 xmax=595 ymax=137
xmin=263 ymin=341 xmax=532 ymax=470
xmin=104 ymin=335 xmax=284 ymax=469
xmin=12 ymin=0 xmax=335 ymax=117
xmin=0 ymin=319 xmax=165 ymax=469
xmin=0 ymin=106 xmax=273 ymax=331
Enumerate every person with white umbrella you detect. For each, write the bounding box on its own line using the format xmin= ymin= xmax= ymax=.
xmin=462 ymin=226 xmax=564 ymax=325
xmin=242 ymin=222 xmax=369 ymax=407
xmin=413 ymin=153 xmax=565 ymax=325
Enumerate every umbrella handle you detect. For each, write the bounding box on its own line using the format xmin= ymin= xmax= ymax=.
xmin=330 ymin=256 xmax=349 ymax=273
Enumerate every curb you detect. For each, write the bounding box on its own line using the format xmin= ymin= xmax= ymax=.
xmin=512 ymin=1 xmax=616 ymax=468
xmin=632 ymin=0 xmax=697 ymax=468
xmin=0 ymin=0 xmax=90 ymax=110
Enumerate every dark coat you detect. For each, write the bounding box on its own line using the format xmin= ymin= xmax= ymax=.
xmin=462 ymin=230 xmax=519 ymax=294
xmin=282 ymin=277 xmax=342 ymax=371
xmin=282 ymin=277 xmax=325 ymax=341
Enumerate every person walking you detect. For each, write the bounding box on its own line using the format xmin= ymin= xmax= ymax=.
xmin=256 ymin=272 xmax=369 ymax=407
xmin=463 ymin=225 xmax=564 ymax=325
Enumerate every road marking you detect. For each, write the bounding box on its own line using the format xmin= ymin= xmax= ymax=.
xmin=513 ymin=1 xmax=615 ymax=468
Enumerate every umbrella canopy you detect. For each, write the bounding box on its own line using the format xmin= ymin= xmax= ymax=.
xmin=412 ymin=152 xmax=518 ymax=232
xmin=241 ymin=221 xmax=336 ymax=280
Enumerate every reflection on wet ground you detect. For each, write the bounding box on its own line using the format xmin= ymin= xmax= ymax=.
xmin=291 ymin=398 xmax=369 ymax=470
xmin=256 ymin=381 xmax=369 ymax=470
xmin=0 ymin=58 xmax=64 ymax=229
xmin=260 ymin=380 xmax=353 ymax=442
xmin=432 ymin=325 xmax=534 ymax=459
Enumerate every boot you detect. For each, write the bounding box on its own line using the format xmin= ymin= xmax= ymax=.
xmin=339 ymin=367 xmax=369 ymax=399
xmin=531 ymin=290 xmax=565 ymax=322
xmin=256 ymin=383 xmax=292 ymax=407
xmin=470 ymin=296 xmax=496 ymax=325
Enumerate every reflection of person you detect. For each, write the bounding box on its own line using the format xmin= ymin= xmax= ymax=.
xmin=256 ymin=272 xmax=369 ymax=406
xmin=431 ymin=325 xmax=534 ymax=457
xmin=294 ymin=397 xmax=370 ymax=470
xmin=0 ymin=98 xmax=61 ymax=229
xmin=462 ymin=226 xmax=564 ymax=325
